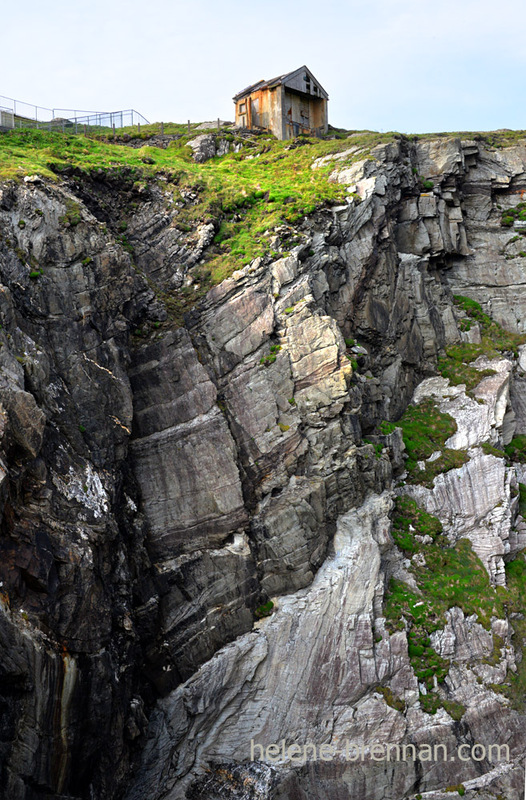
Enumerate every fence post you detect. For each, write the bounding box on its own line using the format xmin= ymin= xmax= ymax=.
xmin=113 ymin=124 xmax=116 ymax=138
xmin=84 ymin=125 xmax=87 ymax=137
xmin=187 ymin=120 xmax=190 ymax=134
xmin=138 ymin=123 xmax=141 ymax=134
xmin=217 ymin=117 xmax=220 ymax=131
xmin=160 ymin=121 xmax=164 ymax=135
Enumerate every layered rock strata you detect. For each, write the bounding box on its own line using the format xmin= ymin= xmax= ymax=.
xmin=2 ymin=135 xmax=526 ymax=799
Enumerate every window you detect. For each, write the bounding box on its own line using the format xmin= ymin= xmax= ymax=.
xmin=239 ymin=102 xmax=246 ymax=114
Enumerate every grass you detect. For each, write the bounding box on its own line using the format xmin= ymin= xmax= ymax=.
xmin=455 ymin=295 xmax=526 ymax=352
xmin=434 ymin=296 xmax=526 ymax=393
xmin=500 ymin=555 xmax=526 ymax=710
xmin=391 ymin=496 xmax=442 ymax=554
xmin=385 ymin=498 xmax=505 ymax=696
xmin=481 ymin=442 xmax=506 ymax=458
xmin=363 ymin=438 xmax=383 ymax=459
xmin=386 ymin=500 xmax=526 ymax=713
xmin=519 ymin=483 xmax=526 ymax=517
xmin=380 ymin=399 xmax=456 ymax=469
xmin=504 ymin=435 xmax=526 ymax=463
xmin=0 ymin=127 xmax=378 ymax=300
xmin=380 ymin=398 xmax=467 ymax=486
xmin=4 ymin=128 xmax=526 ymax=326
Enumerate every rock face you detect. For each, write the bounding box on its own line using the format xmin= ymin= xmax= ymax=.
xmin=404 ymin=361 xmax=525 ymax=584
xmin=3 ymin=135 xmax=526 ymax=800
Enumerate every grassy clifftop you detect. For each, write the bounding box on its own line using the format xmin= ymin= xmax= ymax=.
xmin=3 ymin=125 xmax=526 ymax=313
xmin=0 ymin=128 xmax=380 ymax=284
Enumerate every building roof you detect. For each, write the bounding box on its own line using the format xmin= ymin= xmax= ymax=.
xmin=233 ymin=66 xmax=328 ymax=101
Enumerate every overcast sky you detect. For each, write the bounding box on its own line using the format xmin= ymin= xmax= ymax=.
xmin=3 ymin=0 xmax=525 ymax=133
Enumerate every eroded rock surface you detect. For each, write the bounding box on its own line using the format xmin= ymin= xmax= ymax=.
xmin=3 ymin=135 xmax=526 ymax=800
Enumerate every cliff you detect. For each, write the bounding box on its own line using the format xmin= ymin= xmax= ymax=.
xmin=1 ymin=127 xmax=526 ymax=800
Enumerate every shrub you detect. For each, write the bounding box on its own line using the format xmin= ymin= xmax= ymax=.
xmin=419 ymin=692 xmax=441 ymax=714
xmin=505 ymin=435 xmax=526 ymax=463
xmin=500 ymin=202 xmax=526 ymax=227
xmin=442 ymin=700 xmax=466 ymax=721
xmin=255 ymin=600 xmax=274 ymax=619
xmin=377 ymin=686 xmax=405 ymax=713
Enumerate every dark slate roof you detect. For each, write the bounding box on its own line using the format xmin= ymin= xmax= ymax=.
xmin=233 ymin=66 xmax=328 ymax=101
xmin=233 ymin=74 xmax=287 ymax=101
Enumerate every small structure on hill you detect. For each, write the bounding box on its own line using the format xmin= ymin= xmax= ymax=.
xmin=233 ymin=66 xmax=328 ymax=140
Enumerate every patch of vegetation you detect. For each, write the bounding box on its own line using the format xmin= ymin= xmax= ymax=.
xmin=434 ymin=295 xmax=526 ymax=393
xmin=518 ymin=483 xmax=526 ymax=517
xmin=410 ymin=449 xmax=470 ymax=489
xmin=363 ymin=438 xmax=383 ymax=459
xmin=442 ymin=699 xmax=466 ymax=721
xmin=445 ymin=785 xmax=465 ymax=796
xmin=438 ymin=344 xmax=496 ymax=392
xmin=391 ymin=496 xmax=442 ymax=555
xmin=344 ymin=337 xmax=355 ymax=347
xmin=259 ymin=343 xmax=281 ymax=366
xmin=421 ymin=180 xmax=434 ymax=191
xmin=500 ymin=555 xmax=526 ymax=710
xmin=18 ymin=219 xmax=26 ymax=229
xmin=453 ymin=295 xmax=526 ymax=356
xmin=278 ymin=423 xmax=290 ymax=432
xmin=254 ymin=600 xmax=274 ymax=619
xmin=419 ymin=691 xmax=442 ymax=714
xmin=504 ymin=435 xmax=526 ymax=463
xmin=481 ymin=442 xmax=506 ymax=458
xmin=500 ymin=202 xmax=526 ymax=227
xmin=377 ymin=685 xmax=405 ymax=713
xmin=385 ymin=498 xmax=505 ymax=695
xmin=0 ymin=127 xmax=356 ymax=287
xmin=380 ymin=398 xmax=465 ymax=485
xmin=59 ymin=199 xmax=82 ymax=227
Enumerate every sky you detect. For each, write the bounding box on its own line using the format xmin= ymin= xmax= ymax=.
xmin=3 ymin=0 xmax=526 ymax=134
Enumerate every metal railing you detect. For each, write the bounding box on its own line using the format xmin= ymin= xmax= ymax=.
xmin=0 ymin=95 xmax=149 ymax=133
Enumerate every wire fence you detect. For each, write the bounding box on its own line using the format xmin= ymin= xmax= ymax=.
xmin=0 ymin=95 xmax=149 ymax=133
